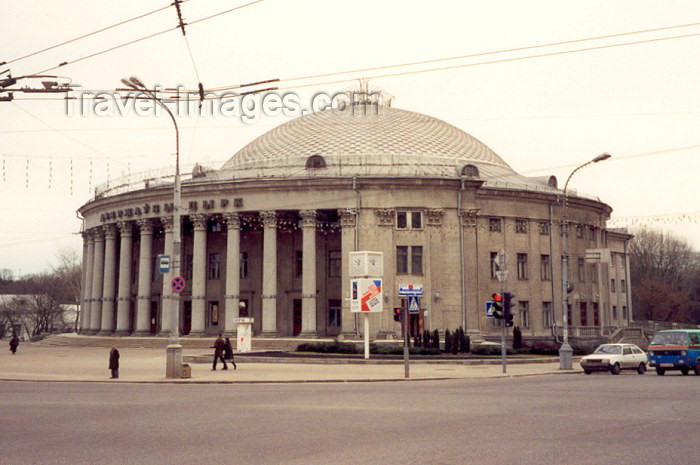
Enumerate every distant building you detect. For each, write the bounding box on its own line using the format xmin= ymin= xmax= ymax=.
xmin=77 ymin=97 xmax=632 ymax=342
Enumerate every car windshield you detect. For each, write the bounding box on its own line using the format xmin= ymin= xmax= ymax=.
xmin=594 ymin=345 xmax=621 ymax=355
xmin=651 ymin=332 xmax=688 ymax=346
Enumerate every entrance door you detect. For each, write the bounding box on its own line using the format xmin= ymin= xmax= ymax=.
xmin=149 ymin=301 xmax=158 ymax=334
xmin=580 ymin=302 xmax=588 ymax=326
xmin=293 ymin=299 xmax=302 ymax=336
xmin=183 ymin=301 xmax=192 ymax=335
xmin=593 ymin=303 xmax=600 ymax=327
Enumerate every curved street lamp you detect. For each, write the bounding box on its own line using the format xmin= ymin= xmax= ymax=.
xmin=559 ymin=152 xmax=611 ymax=370
xmin=121 ymin=77 xmax=182 ymax=379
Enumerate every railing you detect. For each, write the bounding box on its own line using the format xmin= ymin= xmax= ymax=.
xmin=630 ymin=320 xmax=700 ymax=331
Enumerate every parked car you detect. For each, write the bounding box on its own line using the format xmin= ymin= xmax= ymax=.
xmin=580 ymin=343 xmax=648 ymax=375
xmin=647 ymin=330 xmax=700 ymax=376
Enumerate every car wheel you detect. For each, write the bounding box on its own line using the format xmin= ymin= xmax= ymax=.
xmin=681 ymin=368 xmax=689 ymax=376
xmin=611 ymin=363 xmax=621 ymax=375
xmin=656 ymin=368 xmax=665 ymax=376
xmin=637 ymin=363 xmax=646 ymax=375
xmin=584 ymin=369 xmax=592 ymax=375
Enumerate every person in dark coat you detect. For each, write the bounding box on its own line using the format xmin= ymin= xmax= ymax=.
xmin=9 ymin=334 xmax=19 ymax=355
xmin=212 ymin=334 xmax=227 ymax=370
xmin=109 ymin=344 xmax=120 ymax=379
xmin=223 ymin=337 xmax=237 ymax=370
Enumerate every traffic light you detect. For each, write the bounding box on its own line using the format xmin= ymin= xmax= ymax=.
xmin=393 ymin=307 xmax=402 ymax=322
xmin=503 ymin=292 xmax=514 ymax=327
xmin=491 ymin=293 xmax=503 ymax=319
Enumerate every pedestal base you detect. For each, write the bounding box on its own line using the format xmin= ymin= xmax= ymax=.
xmin=131 ymin=331 xmax=151 ymax=337
xmin=298 ymin=331 xmax=319 ymax=339
xmin=166 ymin=344 xmax=183 ymax=379
xmin=113 ymin=330 xmax=130 ymax=337
xmin=559 ymin=341 xmax=574 ymax=370
xmin=96 ymin=331 xmax=114 ymax=336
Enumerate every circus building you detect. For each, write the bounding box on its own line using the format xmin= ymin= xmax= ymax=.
xmin=77 ymin=95 xmax=633 ymax=343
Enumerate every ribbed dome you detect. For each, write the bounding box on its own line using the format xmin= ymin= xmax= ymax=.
xmin=218 ymin=105 xmax=514 ymax=179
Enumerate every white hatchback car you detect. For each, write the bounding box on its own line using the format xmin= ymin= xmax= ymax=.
xmin=580 ymin=343 xmax=648 ymax=375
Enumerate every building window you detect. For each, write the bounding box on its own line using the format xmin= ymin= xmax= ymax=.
xmin=576 ymin=225 xmax=583 ymax=239
xmin=538 ymin=221 xmax=550 ymax=235
xmin=578 ymin=258 xmax=585 ymax=282
xmin=515 ymin=219 xmax=527 ymax=234
xmin=240 ymin=252 xmax=248 ymax=278
xmin=611 ymin=279 xmax=616 ymax=292
xmin=517 ymin=253 xmax=528 ymax=280
xmin=619 ymin=254 xmax=625 ymax=268
xmin=209 ymin=301 xmax=219 ymax=326
xmin=490 ymin=252 xmax=498 ymax=279
xmin=396 ymin=210 xmax=422 ymax=230
xmin=296 ymin=251 xmax=303 ymax=278
xmin=612 ymin=305 xmax=618 ymax=320
xmin=589 ymin=227 xmax=596 ymax=241
xmin=540 ymin=254 xmax=551 ymax=281
xmin=543 ymin=302 xmax=552 ymax=328
xmin=208 ymin=253 xmax=221 ymax=280
xmin=590 ymin=264 xmax=598 ymax=282
xmin=184 ymin=254 xmax=193 ymax=280
xmin=461 ymin=164 xmax=479 ymax=177
xmin=489 ymin=218 xmax=502 ymax=232
xmin=411 ymin=246 xmax=423 ymax=275
xmin=306 ymin=154 xmax=326 ymax=169
xmin=396 ymin=246 xmax=408 ymax=274
xmin=519 ymin=301 xmax=529 ymax=328
xmin=210 ymin=221 xmax=222 ymax=233
xmin=328 ymin=250 xmax=341 ymax=278
xmin=622 ymin=305 xmax=628 ymax=320
xmin=621 ymin=279 xmax=626 ymax=290
xmin=328 ymin=300 xmax=341 ymax=328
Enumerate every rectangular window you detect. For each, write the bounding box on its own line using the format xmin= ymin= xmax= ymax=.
xmin=540 ymin=254 xmax=551 ymax=281
xmin=489 ymin=218 xmax=502 ymax=232
xmin=611 ymin=279 xmax=616 ymax=292
xmin=515 ymin=219 xmax=527 ymax=234
xmin=411 ymin=246 xmax=423 ymax=275
xmin=240 ymin=252 xmax=248 ymax=278
xmin=612 ymin=305 xmax=618 ymax=320
xmin=210 ymin=222 xmax=222 ymax=233
xmin=396 ymin=211 xmax=408 ymax=229
xmin=621 ymin=279 xmax=626 ymax=290
xmin=576 ymin=225 xmax=583 ymax=238
xmin=296 ymin=251 xmax=303 ymax=278
xmin=396 ymin=246 xmax=408 ymax=274
xmin=622 ymin=305 xmax=628 ymax=320
xmin=519 ymin=301 xmax=529 ymax=328
xmin=543 ymin=302 xmax=552 ymax=328
xmin=328 ymin=299 xmax=342 ymax=328
xmin=620 ymin=254 xmax=625 ymax=268
xmin=208 ymin=253 xmax=221 ymax=280
xmin=517 ymin=253 xmax=528 ymax=280
xmin=589 ymin=227 xmax=596 ymax=241
xmin=590 ymin=264 xmax=598 ymax=282
xmin=538 ymin=221 xmax=550 ymax=235
xmin=490 ymin=252 xmax=498 ymax=279
xmin=578 ymin=258 xmax=585 ymax=282
xmin=328 ymin=250 xmax=341 ymax=278
xmin=184 ymin=254 xmax=193 ymax=280
xmin=209 ymin=301 xmax=219 ymax=326
xmin=411 ymin=211 xmax=423 ymax=229
xmin=580 ymin=302 xmax=588 ymax=326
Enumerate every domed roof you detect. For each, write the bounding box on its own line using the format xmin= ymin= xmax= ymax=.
xmin=218 ymin=105 xmax=515 ymax=179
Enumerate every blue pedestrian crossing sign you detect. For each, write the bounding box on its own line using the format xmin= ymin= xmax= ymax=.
xmin=408 ymin=296 xmax=420 ymax=314
xmin=486 ymin=301 xmax=495 ymax=318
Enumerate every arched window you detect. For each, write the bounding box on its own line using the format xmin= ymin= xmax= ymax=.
xmin=306 ymin=155 xmax=326 ymax=169
xmin=547 ymin=175 xmax=558 ymax=188
xmin=461 ymin=164 xmax=479 ymax=177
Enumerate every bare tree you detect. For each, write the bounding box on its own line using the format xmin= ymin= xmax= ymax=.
xmin=51 ymin=246 xmax=82 ymax=331
xmin=0 ymin=268 xmax=13 ymax=283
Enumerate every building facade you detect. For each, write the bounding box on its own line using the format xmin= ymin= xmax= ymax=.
xmin=77 ymin=101 xmax=633 ymax=341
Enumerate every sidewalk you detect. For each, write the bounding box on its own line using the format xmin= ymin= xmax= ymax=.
xmin=0 ymin=343 xmax=580 ymax=383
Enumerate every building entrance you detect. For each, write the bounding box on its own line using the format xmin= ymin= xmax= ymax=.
xmin=183 ymin=301 xmax=192 ymax=335
xmin=293 ymin=299 xmax=302 ymax=336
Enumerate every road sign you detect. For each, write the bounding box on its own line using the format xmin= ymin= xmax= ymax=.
xmin=157 ymin=254 xmax=170 ymax=274
xmin=350 ymin=278 xmax=383 ymax=313
xmin=495 ymin=249 xmax=507 ymax=270
xmin=486 ymin=301 xmax=495 ymax=318
xmin=171 ymin=276 xmax=186 ymax=293
xmin=398 ymin=284 xmax=423 ymax=297
xmin=495 ymin=270 xmax=508 ymax=282
xmin=408 ymin=296 xmax=420 ymax=314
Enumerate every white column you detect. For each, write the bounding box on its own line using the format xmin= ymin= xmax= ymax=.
xmin=159 ymin=216 xmax=174 ymax=335
xmin=89 ymin=229 xmax=105 ymax=333
xmin=115 ymin=221 xmax=133 ymax=334
xmin=261 ymin=211 xmax=278 ymax=335
xmin=223 ymin=213 xmax=241 ymax=335
xmin=99 ymin=224 xmax=117 ymax=334
xmin=81 ymin=232 xmax=94 ymax=334
xmin=190 ymin=214 xmax=208 ymax=335
xmin=300 ymin=209 xmax=317 ymax=336
xmin=339 ymin=209 xmax=357 ymax=338
xmin=134 ymin=219 xmax=153 ymax=335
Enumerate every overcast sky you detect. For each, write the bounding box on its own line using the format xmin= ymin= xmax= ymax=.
xmin=1 ymin=0 xmax=699 ymax=276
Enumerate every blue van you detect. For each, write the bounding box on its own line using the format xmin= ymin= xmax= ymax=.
xmin=647 ymin=330 xmax=700 ymax=376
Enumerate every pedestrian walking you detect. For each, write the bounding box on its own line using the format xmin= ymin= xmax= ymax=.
xmin=9 ymin=333 xmax=19 ymax=355
xmin=224 ymin=337 xmax=237 ymax=370
xmin=212 ymin=333 xmax=227 ymax=370
xmin=109 ymin=344 xmax=120 ymax=379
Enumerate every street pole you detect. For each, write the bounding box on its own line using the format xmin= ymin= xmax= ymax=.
xmin=559 ymin=152 xmax=611 ymax=370
xmin=501 ymin=281 xmax=507 ymax=374
xmin=121 ymin=77 xmax=182 ymax=379
xmin=403 ymin=300 xmax=409 ymax=379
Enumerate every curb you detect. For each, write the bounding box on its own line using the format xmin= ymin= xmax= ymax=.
xmin=183 ymin=355 xmax=565 ymax=366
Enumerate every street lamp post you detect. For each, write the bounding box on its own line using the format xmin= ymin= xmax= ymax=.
xmin=559 ymin=152 xmax=611 ymax=370
xmin=121 ymin=77 xmax=182 ymax=379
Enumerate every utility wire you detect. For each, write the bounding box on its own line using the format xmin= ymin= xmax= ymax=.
xmin=1 ymin=1 xmax=188 ymax=66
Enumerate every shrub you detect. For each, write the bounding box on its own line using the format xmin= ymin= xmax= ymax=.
xmin=471 ymin=343 xmax=515 ymax=356
xmin=432 ymin=329 xmax=440 ymax=350
xmin=452 ymin=328 xmax=459 ymax=354
xmin=513 ymin=326 xmax=523 ymax=350
xmin=444 ymin=329 xmax=452 ymax=353
xmin=422 ymin=330 xmax=431 ymax=349
xmin=527 ymin=341 xmax=559 ymax=356
xmin=296 ymin=341 xmax=359 ymax=354
xmin=464 ymin=334 xmax=471 ymax=353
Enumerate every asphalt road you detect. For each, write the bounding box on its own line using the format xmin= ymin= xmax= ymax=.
xmin=1 ymin=373 xmax=698 ymax=465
